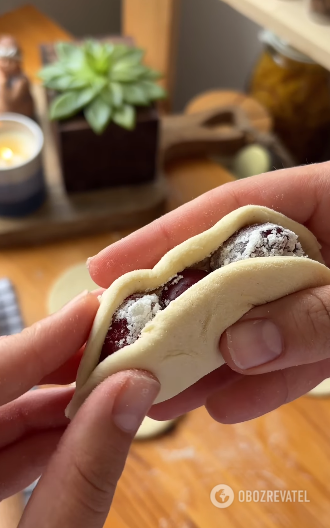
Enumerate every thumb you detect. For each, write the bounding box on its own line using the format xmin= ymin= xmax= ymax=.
xmin=19 ymin=371 xmax=160 ymax=528
xmin=220 ymin=286 xmax=330 ymax=374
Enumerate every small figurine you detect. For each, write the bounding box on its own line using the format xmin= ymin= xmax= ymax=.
xmin=0 ymin=35 xmax=34 ymax=118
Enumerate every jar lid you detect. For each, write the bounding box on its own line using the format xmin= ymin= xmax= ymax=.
xmin=260 ymin=30 xmax=315 ymax=64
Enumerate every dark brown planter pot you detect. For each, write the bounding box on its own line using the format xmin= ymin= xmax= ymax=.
xmin=41 ymin=40 xmax=160 ymax=194
xmin=52 ymin=106 xmax=159 ymax=193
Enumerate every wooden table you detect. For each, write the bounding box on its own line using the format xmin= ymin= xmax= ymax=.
xmin=2 ymin=6 xmax=330 ymax=528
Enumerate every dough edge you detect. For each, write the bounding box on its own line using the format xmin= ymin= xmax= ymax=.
xmin=66 ymin=205 xmax=330 ymax=419
xmin=308 ymin=379 xmax=330 ymax=397
xmin=134 ymin=416 xmax=177 ymax=440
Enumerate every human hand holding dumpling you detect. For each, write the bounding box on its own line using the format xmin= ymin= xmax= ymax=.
xmin=86 ymin=162 xmax=330 ymax=424
xmin=0 ymin=292 xmax=159 ymax=528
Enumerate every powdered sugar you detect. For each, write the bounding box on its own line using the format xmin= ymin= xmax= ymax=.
xmin=162 ymin=274 xmax=183 ymax=292
xmin=211 ymin=223 xmax=306 ymax=269
xmin=168 ymin=274 xmax=183 ymax=286
xmin=162 ymin=274 xmax=183 ymax=307
xmin=115 ymin=294 xmax=161 ymax=345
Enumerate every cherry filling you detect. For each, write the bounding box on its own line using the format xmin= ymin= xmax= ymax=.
xmin=98 ymin=319 xmax=129 ymax=363
xmin=99 ymin=293 xmax=161 ymax=363
xmin=99 ymin=222 xmax=306 ymax=363
xmin=99 ymin=270 xmax=209 ymax=361
xmin=160 ymin=269 xmax=209 ymax=308
xmin=210 ymin=223 xmax=305 ymax=269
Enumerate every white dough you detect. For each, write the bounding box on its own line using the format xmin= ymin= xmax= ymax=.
xmin=308 ymin=379 xmax=330 ymax=397
xmin=134 ymin=416 xmax=177 ymax=440
xmin=48 ymin=263 xmax=98 ymax=314
xmin=66 ymin=205 xmax=330 ymax=419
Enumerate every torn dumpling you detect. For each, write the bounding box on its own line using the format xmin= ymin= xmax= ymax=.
xmin=98 ymin=223 xmax=307 ymax=364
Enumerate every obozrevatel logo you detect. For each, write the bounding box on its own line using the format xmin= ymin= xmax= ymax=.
xmin=210 ymin=485 xmax=235 ymax=508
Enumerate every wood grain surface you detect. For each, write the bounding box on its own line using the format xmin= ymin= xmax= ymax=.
xmin=2 ymin=6 xmax=330 ymax=528
xmin=104 ymin=396 xmax=330 ymax=528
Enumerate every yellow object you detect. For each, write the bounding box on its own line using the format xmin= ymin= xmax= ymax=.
xmin=250 ymin=31 xmax=330 ymax=164
xmin=308 ymin=379 xmax=330 ymax=397
xmin=0 ymin=132 xmax=34 ymax=168
xmin=233 ymin=144 xmax=271 ymax=179
xmin=135 ymin=416 xmax=177 ymax=440
xmin=48 ymin=263 xmax=98 ymax=314
xmin=0 ymin=147 xmax=13 ymax=160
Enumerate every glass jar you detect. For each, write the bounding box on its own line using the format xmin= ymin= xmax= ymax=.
xmin=249 ymin=30 xmax=330 ymax=164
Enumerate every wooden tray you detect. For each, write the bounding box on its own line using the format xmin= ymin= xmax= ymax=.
xmin=0 ymin=85 xmax=167 ymax=248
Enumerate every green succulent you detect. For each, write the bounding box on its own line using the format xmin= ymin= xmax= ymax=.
xmin=38 ymin=40 xmax=166 ymax=134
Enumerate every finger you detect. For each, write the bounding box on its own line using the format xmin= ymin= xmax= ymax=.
xmin=19 ymin=371 xmax=160 ymax=528
xmin=0 ymin=292 xmax=99 ymax=406
xmin=219 ymin=285 xmax=330 ymax=376
xmin=39 ymin=348 xmax=83 ymax=385
xmin=0 ymin=428 xmax=65 ymax=500
xmin=88 ymin=162 xmax=330 ymax=287
xmin=39 ymin=291 xmax=105 ymax=385
xmin=149 ymin=365 xmax=242 ymax=420
xmin=206 ymin=359 xmax=330 ymax=424
xmin=0 ymin=387 xmax=73 ymax=449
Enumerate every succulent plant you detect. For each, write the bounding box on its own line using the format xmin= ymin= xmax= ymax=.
xmin=38 ymin=40 xmax=166 ymax=134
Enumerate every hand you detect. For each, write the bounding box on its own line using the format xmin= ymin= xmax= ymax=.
xmin=0 ymin=292 xmax=159 ymax=528
xmin=88 ymin=161 xmax=330 ymax=424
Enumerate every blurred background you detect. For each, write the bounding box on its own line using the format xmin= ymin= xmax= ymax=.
xmin=1 ymin=1 xmax=330 ymax=527
xmin=0 ymin=0 xmax=262 ymax=110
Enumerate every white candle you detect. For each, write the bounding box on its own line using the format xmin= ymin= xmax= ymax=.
xmin=0 ymin=118 xmax=39 ymax=169
xmin=0 ymin=132 xmax=36 ymax=168
xmin=0 ymin=113 xmax=45 ymax=217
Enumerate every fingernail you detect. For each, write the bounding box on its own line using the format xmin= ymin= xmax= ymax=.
xmin=112 ymin=372 xmax=160 ymax=434
xmin=62 ymin=290 xmax=89 ymax=309
xmin=225 ymin=319 xmax=282 ymax=370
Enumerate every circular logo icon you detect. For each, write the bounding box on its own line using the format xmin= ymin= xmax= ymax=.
xmin=210 ymin=485 xmax=235 ymax=508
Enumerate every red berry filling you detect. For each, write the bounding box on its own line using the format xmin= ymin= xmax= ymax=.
xmin=160 ymin=269 xmax=209 ymax=308
xmin=99 ymin=270 xmax=209 ymax=362
xmin=99 ymin=293 xmax=161 ymax=362
xmin=98 ymin=317 xmax=130 ymax=363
